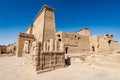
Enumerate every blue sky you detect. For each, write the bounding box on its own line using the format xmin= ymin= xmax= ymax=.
xmin=0 ymin=0 xmax=120 ymax=45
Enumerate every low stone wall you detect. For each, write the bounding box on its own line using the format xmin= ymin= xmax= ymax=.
xmin=25 ymin=51 xmax=65 ymax=73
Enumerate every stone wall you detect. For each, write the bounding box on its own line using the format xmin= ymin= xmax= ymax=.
xmin=32 ymin=5 xmax=56 ymax=43
xmin=76 ymin=28 xmax=90 ymax=37
xmin=24 ymin=40 xmax=65 ymax=73
xmin=7 ymin=42 xmax=16 ymax=54
xmin=90 ymin=34 xmax=117 ymax=54
xmin=0 ymin=45 xmax=6 ymax=54
xmin=16 ymin=33 xmax=34 ymax=57
xmin=32 ymin=7 xmax=45 ymax=42
xmin=56 ymin=30 xmax=90 ymax=54
xmin=110 ymin=41 xmax=120 ymax=52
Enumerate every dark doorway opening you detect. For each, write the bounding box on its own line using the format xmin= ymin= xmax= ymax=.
xmin=13 ymin=46 xmax=16 ymax=51
xmin=1 ymin=52 xmax=4 ymax=54
xmin=108 ymin=40 xmax=111 ymax=44
xmin=92 ymin=46 xmax=95 ymax=52
xmin=65 ymin=58 xmax=71 ymax=66
xmin=65 ymin=47 xmax=68 ymax=54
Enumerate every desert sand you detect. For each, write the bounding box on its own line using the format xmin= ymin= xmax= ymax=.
xmin=0 ymin=56 xmax=120 ymax=80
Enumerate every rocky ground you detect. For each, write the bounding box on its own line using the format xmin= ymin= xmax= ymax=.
xmin=0 ymin=56 xmax=120 ymax=80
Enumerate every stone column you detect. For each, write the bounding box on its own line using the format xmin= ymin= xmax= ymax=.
xmin=60 ymin=42 xmax=64 ymax=52
xmin=55 ymin=40 xmax=58 ymax=51
xmin=43 ymin=42 xmax=47 ymax=51
xmin=43 ymin=42 xmax=46 ymax=51
xmin=49 ymin=39 xmax=54 ymax=51
xmin=16 ymin=38 xmax=24 ymax=57
xmin=37 ymin=42 xmax=43 ymax=70
xmin=47 ymin=42 xmax=50 ymax=51
xmin=32 ymin=42 xmax=40 ymax=69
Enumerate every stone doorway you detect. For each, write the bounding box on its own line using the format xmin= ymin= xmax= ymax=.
xmin=65 ymin=58 xmax=71 ymax=66
xmin=92 ymin=46 xmax=95 ymax=52
xmin=65 ymin=47 xmax=68 ymax=54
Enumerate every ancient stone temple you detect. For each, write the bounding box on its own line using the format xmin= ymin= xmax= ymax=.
xmin=5 ymin=4 xmax=120 ymax=57
xmin=3 ymin=4 xmax=120 ymax=72
xmin=15 ymin=5 xmax=65 ymax=73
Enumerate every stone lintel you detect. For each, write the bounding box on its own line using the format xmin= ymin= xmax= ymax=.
xmin=18 ymin=33 xmax=34 ymax=40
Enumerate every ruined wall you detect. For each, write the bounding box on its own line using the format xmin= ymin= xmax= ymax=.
xmin=110 ymin=41 xmax=120 ymax=52
xmin=56 ymin=30 xmax=90 ymax=54
xmin=76 ymin=28 xmax=90 ymax=37
xmin=0 ymin=45 xmax=6 ymax=54
xmin=90 ymin=35 xmax=99 ymax=53
xmin=24 ymin=39 xmax=65 ymax=73
xmin=98 ymin=37 xmax=111 ymax=53
xmin=7 ymin=42 xmax=16 ymax=54
xmin=90 ymin=34 xmax=114 ymax=54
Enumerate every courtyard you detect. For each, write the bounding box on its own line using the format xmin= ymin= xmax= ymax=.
xmin=0 ymin=56 xmax=120 ymax=80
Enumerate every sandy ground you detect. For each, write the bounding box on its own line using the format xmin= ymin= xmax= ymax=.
xmin=0 ymin=56 xmax=120 ymax=80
